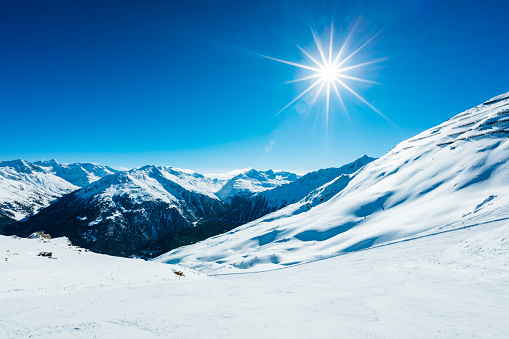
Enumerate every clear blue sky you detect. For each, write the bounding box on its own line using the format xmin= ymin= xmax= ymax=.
xmin=1 ymin=0 xmax=508 ymax=173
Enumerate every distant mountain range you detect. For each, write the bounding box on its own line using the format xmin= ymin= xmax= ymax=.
xmin=1 ymin=156 xmax=374 ymax=257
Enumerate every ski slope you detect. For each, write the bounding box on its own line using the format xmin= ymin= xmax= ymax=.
xmin=1 ymin=218 xmax=508 ymax=338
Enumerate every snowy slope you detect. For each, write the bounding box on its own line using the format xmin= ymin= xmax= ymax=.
xmin=215 ymin=169 xmax=299 ymax=201
xmin=147 ymin=166 xmax=225 ymax=199
xmin=0 ymin=160 xmax=78 ymax=222
xmin=1 ymin=217 xmax=508 ymax=338
xmin=0 ymin=234 xmax=201 ymax=304
xmin=157 ymin=91 xmax=509 ymax=273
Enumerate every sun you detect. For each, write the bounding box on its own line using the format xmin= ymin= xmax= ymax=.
xmin=320 ymin=63 xmax=338 ymax=82
xmin=261 ymin=24 xmax=389 ymax=130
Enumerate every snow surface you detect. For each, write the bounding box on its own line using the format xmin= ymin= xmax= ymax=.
xmin=157 ymin=92 xmax=509 ymax=273
xmin=1 ymin=218 xmax=508 ymax=338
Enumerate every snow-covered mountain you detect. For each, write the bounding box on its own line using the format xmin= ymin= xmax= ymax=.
xmin=0 ymin=160 xmax=78 ymax=225
xmin=222 ymin=155 xmax=375 ymax=226
xmin=157 ymin=91 xmax=509 ymax=273
xmin=8 ymin=165 xmax=227 ymax=256
xmin=4 ymin=159 xmax=377 ymax=258
xmin=253 ymin=155 xmax=375 ymax=211
xmin=34 ymin=159 xmax=118 ymax=187
xmin=0 ymin=159 xmax=119 ymax=228
xmin=215 ymin=169 xmax=299 ymax=201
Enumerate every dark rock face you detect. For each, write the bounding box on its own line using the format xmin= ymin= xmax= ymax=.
xmin=0 ymin=210 xmax=16 ymax=234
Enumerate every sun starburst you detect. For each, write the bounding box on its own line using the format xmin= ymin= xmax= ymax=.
xmin=263 ymin=24 xmax=389 ymax=131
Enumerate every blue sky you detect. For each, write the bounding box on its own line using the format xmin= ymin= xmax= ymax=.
xmin=1 ymin=0 xmax=508 ymax=173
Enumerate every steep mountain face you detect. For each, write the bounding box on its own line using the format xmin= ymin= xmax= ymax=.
xmin=223 ymin=155 xmax=375 ymax=225
xmin=34 ymin=159 xmax=118 ymax=187
xmin=8 ymin=166 xmax=226 ymax=256
xmin=157 ymin=92 xmax=509 ymax=273
xmin=0 ymin=160 xmax=78 ymax=222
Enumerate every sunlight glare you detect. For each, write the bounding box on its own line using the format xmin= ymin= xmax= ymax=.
xmin=262 ymin=24 xmax=389 ymax=131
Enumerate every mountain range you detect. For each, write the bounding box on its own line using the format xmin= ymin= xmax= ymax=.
xmin=1 ymin=156 xmax=374 ymax=257
xmin=3 ymin=91 xmax=509 ymax=265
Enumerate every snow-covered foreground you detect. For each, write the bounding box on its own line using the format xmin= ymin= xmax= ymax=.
xmin=2 ymin=218 xmax=508 ymax=338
